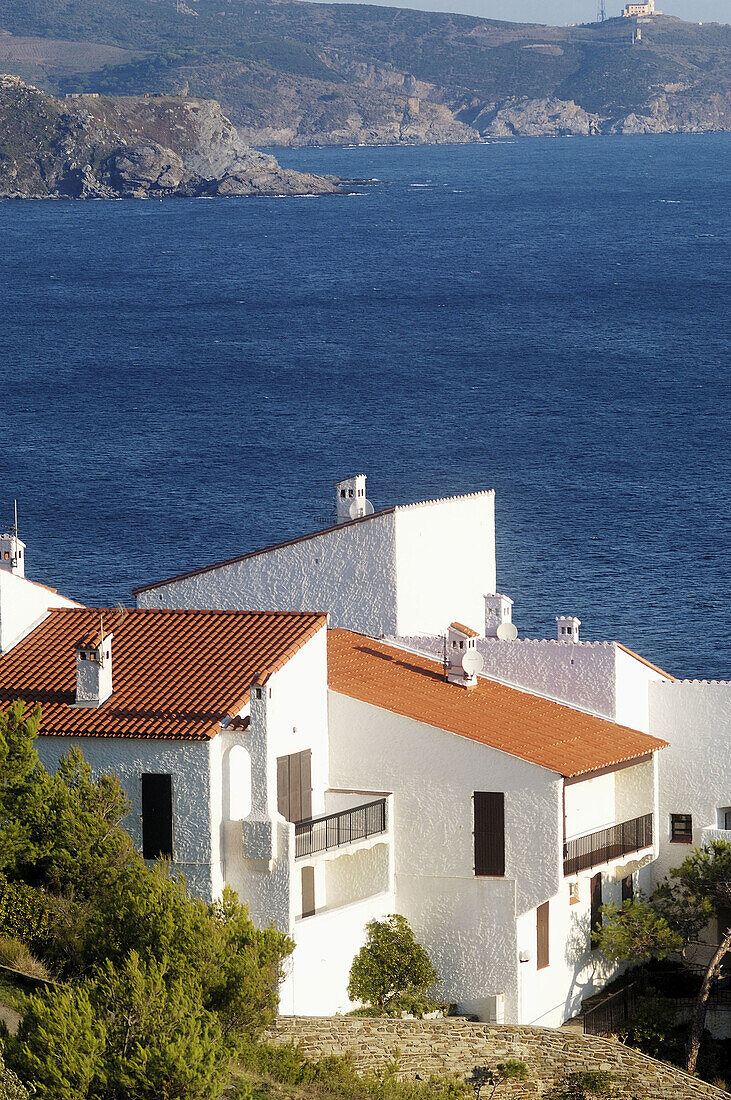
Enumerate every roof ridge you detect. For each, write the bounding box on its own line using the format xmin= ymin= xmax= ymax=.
xmin=393 ymin=489 xmax=494 ymax=512
xmin=49 ymin=606 xmax=327 ymax=619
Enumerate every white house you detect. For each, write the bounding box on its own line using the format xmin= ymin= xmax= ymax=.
xmin=327 ymin=627 xmax=666 ymax=1026
xmin=0 ymin=523 xmax=81 ymax=652
xmin=0 ymin=604 xmax=395 ymax=1013
xmin=133 ymin=476 xmax=496 ymax=639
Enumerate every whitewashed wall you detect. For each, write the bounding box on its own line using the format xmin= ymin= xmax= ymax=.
xmin=0 ymin=572 xmax=80 ymax=653
xmin=393 ymin=492 xmax=496 ymax=636
xmin=137 ymin=512 xmax=399 ymax=637
xmin=327 ymin=690 xmax=564 ymax=1023
xmin=648 ymin=680 xmax=731 ymax=885
xmin=614 ymin=647 xmax=668 ymax=733
xmin=136 ymin=491 xmax=496 ymax=641
xmin=36 ymin=734 xmax=215 ymax=899
xmin=564 ymin=758 xmax=656 ymax=841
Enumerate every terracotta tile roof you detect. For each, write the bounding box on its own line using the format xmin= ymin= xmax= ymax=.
xmin=327 ymin=631 xmax=667 ymax=778
xmin=0 ymin=608 xmax=326 ymax=741
xmin=450 ymin=622 xmax=480 ymax=638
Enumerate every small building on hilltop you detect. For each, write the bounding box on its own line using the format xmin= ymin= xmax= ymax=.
xmin=622 ymin=0 xmax=662 ymax=15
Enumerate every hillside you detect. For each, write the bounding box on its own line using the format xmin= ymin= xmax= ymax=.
xmin=0 ymin=74 xmax=342 ymax=197
xmin=0 ymin=0 xmax=728 ymax=144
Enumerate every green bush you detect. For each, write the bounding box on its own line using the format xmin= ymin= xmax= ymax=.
xmin=617 ymin=992 xmax=678 ymax=1059
xmin=347 ymin=915 xmax=440 ymax=1014
xmin=548 ymin=1070 xmax=617 ymax=1099
xmin=0 ymin=1045 xmax=31 ymax=1100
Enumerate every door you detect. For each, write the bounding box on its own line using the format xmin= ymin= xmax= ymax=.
xmin=141 ymin=773 xmax=174 ymax=859
xmin=590 ymin=873 xmax=603 ymax=947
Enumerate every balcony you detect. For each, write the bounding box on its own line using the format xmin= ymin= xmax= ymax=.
xmin=564 ymin=813 xmax=653 ymax=877
xmin=295 ymin=797 xmax=388 ymax=860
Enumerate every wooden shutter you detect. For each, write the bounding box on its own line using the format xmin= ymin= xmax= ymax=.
xmin=141 ymin=773 xmax=174 ymax=859
xmin=536 ymin=902 xmax=549 ymax=970
xmin=301 ymin=866 xmax=315 ymax=918
xmin=474 ymin=792 xmax=505 ymax=877
xmin=590 ymin=872 xmax=603 ymax=945
xmin=277 ymin=755 xmax=289 ymax=820
xmin=621 ymin=875 xmax=634 ymax=905
xmin=277 ymin=750 xmax=313 ymax=823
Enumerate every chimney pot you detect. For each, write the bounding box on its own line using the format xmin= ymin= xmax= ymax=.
xmin=555 ymin=616 xmax=581 ymax=643
xmin=75 ymin=632 xmax=113 ymax=706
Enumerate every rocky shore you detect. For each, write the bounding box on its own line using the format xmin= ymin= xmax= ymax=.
xmin=0 ymin=75 xmax=343 ymax=199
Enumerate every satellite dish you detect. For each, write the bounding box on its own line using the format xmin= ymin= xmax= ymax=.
xmin=496 ymin=622 xmax=518 ymax=642
xmin=348 ymin=499 xmax=375 ymax=520
xmin=461 ymin=650 xmax=484 ymax=677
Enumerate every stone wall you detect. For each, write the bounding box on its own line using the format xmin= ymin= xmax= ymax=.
xmin=265 ymin=1017 xmax=729 ymax=1099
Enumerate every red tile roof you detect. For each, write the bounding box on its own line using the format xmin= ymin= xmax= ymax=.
xmin=327 ymin=631 xmax=667 ymax=778
xmin=0 ymin=608 xmax=326 ymax=741
xmin=450 ymin=622 xmax=480 ymax=638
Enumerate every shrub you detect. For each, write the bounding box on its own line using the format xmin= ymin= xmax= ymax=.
xmin=466 ymin=1061 xmax=528 ymax=1098
xmin=347 ymin=915 xmax=439 ymax=1013
xmin=0 ymin=879 xmax=52 ymax=955
xmin=0 ymin=939 xmax=50 ymax=983
xmin=616 ymin=992 xmax=678 ymax=1059
xmin=549 ymin=1070 xmax=617 ymax=1099
xmin=0 ymin=1045 xmax=31 ymax=1100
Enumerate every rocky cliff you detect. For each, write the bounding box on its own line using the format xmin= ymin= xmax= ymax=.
xmin=0 ymin=1 xmax=727 ymax=147
xmin=0 ymin=75 xmax=342 ymax=198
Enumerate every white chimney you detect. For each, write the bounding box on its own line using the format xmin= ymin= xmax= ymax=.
xmin=0 ymin=503 xmax=25 ymax=578
xmin=446 ymin=621 xmax=483 ymax=688
xmin=484 ymin=593 xmax=513 ymax=638
xmin=335 ymin=474 xmax=369 ymax=524
xmin=556 ymin=615 xmax=581 ymax=643
xmin=76 ymin=630 xmax=113 ymax=706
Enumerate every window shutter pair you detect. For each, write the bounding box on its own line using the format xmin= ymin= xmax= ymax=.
xmin=474 ymin=792 xmax=505 ymax=877
xmin=277 ymin=750 xmax=312 ymax=823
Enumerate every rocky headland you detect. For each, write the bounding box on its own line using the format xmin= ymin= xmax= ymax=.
xmin=0 ymin=75 xmax=343 ymax=198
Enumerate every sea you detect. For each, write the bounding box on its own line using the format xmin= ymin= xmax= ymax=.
xmin=0 ymin=135 xmax=728 ymax=680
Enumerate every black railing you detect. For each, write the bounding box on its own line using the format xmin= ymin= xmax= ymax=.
xmin=583 ymin=981 xmax=640 ymax=1036
xmin=295 ymin=798 xmax=387 ymax=859
xmin=564 ymin=813 xmax=653 ymax=877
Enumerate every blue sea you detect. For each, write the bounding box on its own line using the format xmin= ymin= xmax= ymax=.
xmin=0 ymin=135 xmax=728 ymax=680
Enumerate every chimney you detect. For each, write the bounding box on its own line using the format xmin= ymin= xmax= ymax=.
xmin=334 ymin=474 xmax=370 ymax=524
xmin=76 ymin=627 xmax=113 ymax=707
xmin=556 ymin=616 xmax=581 ymax=643
xmin=484 ymin=593 xmax=514 ymax=638
xmin=446 ymin=621 xmax=483 ymax=688
xmin=0 ymin=501 xmax=25 ymax=578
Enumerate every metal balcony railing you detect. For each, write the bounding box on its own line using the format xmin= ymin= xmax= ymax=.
xmin=295 ymin=798 xmax=387 ymax=859
xmin=564 ymin=813 xmax=653 ymax=877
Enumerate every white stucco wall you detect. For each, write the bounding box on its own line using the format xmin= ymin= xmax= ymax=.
xmin=648 ymin=680 xmax=731 ymax=885
xmin=393 ymin=492 xmax=496 ymax=636
xmin=279 ymin=888 xmax=395 ymax=1016
xmin=137 ymin=512 xmax=399 ymax=637
xmin=327 ymin=690 xmax=564 ymax=1023
xmin=614 ymin=647 xmax=668 ymax=733
xmin=0 ymin=572 xmax=80 ymax=653
xmin=35 ymin=733 xmax=215 ymax=899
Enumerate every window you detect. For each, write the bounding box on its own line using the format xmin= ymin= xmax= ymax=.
xmin=621 ymin=875 xmax=634 ymax=904
xmin=301 ymin=866 xmax=315 ymax=918
xmin=569 ymin=881 xmax=580 ymax=905
xmin=590 ymin=873 xmax=603 ymax=946
xmin=277 ymin=750 xmax=312 ymax=823
xmin=474 ymin=792 xmax=505 ymax=877
xmin=670 ymin=813 xmax=693 ymax=843
xmin=141 ymin=773 xmax=174 ymax=859
xmin=536 ymin=902 xmax=549 ymax=969
xmin=340 ymin=490 xmax=346 ymax=498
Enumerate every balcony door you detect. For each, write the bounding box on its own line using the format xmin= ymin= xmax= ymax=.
xmin=277 ymin=749 xmax=312 ymax=823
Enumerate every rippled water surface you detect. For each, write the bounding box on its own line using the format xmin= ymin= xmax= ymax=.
xmin=1 ymin=135 xmax=728 ymax=678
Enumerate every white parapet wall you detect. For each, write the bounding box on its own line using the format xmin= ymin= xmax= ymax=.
xmin=0 ymin=571 xmax=81 ymax=653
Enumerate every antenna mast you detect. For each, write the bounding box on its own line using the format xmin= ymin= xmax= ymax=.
xmin=597 ymin=0 xmax=606 ymax=20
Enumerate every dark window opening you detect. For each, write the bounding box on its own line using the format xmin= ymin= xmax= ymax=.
xmin=590 ymin=873 xmax=603 ymax=947
xmin=670 ymin=813 xmax=693 ymax=843
xmin=141 ymin=773 xmax=174 ymax=860
xmin=474 ymin=792 xmax=505 ymax=877
xmin=537 ymin=902 xmax=549 ymax=969
xmin=277 ymin=750 xmax=312 ymax=824
xmin=622 ymin=875 xmax=634 ymax=904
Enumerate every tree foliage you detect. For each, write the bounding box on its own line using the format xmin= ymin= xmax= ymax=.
xmin=347 ymin=915 xmax=439 ymax=1012
xmin=594 ymin=840 xmax=731 ymax=1075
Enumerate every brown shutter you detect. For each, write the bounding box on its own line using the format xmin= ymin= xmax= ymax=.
xmin=301 ymin=866 xmax=315 ymax=918
xmin=590 ymin=873 xmax=603 ymax=945
xmin=536 ymin=902 xmax=549 ymax=970
xmin=289 ymin=752 xmax=302 ymax=823
xmin=621 ymin=875 xmax=634 ymax=905
xmin=277 ymin=755 xmax=289 ymax=820
xmin=474 ymin=792 xmax=505 ymax=876
xmin=299 ymin=750 xmax=312 ymax=822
